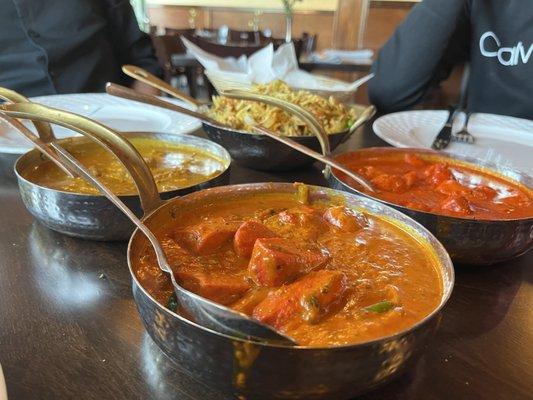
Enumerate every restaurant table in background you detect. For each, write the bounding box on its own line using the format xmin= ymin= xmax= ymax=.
xmin=0 ymin=124 xmax=531 ymax=400
xmin=299 ymin=55 xmax=373 ymax=73
xmin=170 ymin=53 xmax=373 ymax=73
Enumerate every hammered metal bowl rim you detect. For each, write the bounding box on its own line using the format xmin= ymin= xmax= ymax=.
xmin=201 ymin=120 xmax=351 ymax=138
xmin=127 ymin=182 xmax=455 ymax=350
xmin=200 ymin=103 xmax=368 ymax=138
xmin=331 ymin=147 xmax=533 ymax=223
xmin=13 ymin=132 xmax=232 ymax=199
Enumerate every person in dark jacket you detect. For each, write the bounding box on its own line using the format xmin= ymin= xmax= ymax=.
xmin=368 ymin=0 xmax=533 ymax=120
xmin=0 ymin=0 xmax=162 ymax=97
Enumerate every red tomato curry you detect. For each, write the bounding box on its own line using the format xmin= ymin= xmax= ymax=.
xmin=135 ymin=188 xmax=444 ymax=347
xmin=335 ymin=150 xmax=533 ymax=220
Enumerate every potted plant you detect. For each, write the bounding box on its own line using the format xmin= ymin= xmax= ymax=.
xmin=281 ymin=0 xmax=302 ymax=42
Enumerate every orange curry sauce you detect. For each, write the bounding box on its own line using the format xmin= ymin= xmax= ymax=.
xmin=135 ymin=191 xmax=443 ymax=347
xmin=335 ymin=151 xmax=533 ymax=220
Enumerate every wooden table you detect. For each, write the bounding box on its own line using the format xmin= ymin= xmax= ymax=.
xmin=0 ymin=126 xmax=531 ymax=400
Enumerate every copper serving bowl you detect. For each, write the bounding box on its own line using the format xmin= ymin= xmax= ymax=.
xmin=327 ymin=147 xmax=533 ymax=265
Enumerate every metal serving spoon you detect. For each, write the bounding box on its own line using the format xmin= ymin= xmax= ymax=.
xmin=253 ymin=125 xmax=375 ymax=192
xmin=122 ymin=64 xmax=203 ymax=108
xmin=106 ymin=82 xmax=220 ymax=125
xmin=106 ymin=82 xmax=332 ymax=156
xmin=0 ymin=87 xmax=76 ymax=177
xmin=0 ymin=101 xmax=296 ymax=346
xmin=106 ymin=83 xmax=375 ymax=191
xmin=0 ymin=114 xmax=75 ymax=177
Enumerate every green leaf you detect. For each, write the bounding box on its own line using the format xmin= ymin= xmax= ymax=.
xmin=363 ymin=301 xmax=394 ymax=313
xmin=167 ymin=293 xmax=178 ymax=312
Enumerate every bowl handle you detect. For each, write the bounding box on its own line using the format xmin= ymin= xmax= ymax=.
xmin=0 ymin=102 xmax=163 ymax=215
xmin=221 ymin=89 xmax=331 ymax=158
xmin=0 ymin=87 xmax=55 ymax=143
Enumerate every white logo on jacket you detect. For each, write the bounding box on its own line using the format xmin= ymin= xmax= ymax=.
xmin=479 ymin=31 xmax=532 ymax=66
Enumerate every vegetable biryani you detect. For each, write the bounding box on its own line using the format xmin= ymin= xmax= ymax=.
xmin=208 ymin=81 xmax=359 ymax=136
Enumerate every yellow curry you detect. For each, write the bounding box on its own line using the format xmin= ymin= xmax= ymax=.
xmin=22 ymin=137 xmax=225 ymax=195
xmin=135 ymin=189 xmax=444 ymax=347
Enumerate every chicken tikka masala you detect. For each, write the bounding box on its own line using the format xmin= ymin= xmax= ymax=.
xmin=135 ymin=186 xmax=444 ymax=347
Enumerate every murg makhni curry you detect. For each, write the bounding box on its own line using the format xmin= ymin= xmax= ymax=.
xmin=335 ymin=151 xmax=533 ymax=220
xmin=22 ymin=137 xmax=225 ymax=195
xmin=135 ymin=187 xmax=444 ymax=347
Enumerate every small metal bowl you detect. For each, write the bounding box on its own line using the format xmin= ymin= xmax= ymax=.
xmin=203 ymin=104 xmax=375 ymax=172
xmin=129 ymin=183 xmax=454 ymax=399
xmin=328 ymin=148 xmax=533 ymax=265
xmin=14 ymin=132 xmax=231 ymax=241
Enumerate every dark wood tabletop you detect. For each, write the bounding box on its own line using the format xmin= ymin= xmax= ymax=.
xmin=0 ymin=126 xmax=531 ymax=400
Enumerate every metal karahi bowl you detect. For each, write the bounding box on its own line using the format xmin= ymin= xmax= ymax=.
xmin=203 ymin=104 xmax=375 ymax=172
xmin=128 ymin=183 xmax=454 ymax=399
xmin=14 ymin=132 xmax=231 ymax=241
xmin=327 ymin=147 xmax=533 ymax=265
xmin=114 ymin=66 xmax=376 ymax=172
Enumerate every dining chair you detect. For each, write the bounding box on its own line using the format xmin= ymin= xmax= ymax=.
xmin=164 ymin=27 xmax=196 ymax=41
xmin=151 ymin=34 xmax=198 ymax=98
xmin=228 ymin=29 xmax=263 ymax=45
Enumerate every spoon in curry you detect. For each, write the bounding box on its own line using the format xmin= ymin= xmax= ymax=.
xmin=105 ymin=83 xmax=375 ymax=192
xmin=253 ymin=125 xmax=376 ymax=192
xmin=63 ymin=153 xmax=296 ymax=346
xmin=0 ymin=101 xmax=297 ymax=346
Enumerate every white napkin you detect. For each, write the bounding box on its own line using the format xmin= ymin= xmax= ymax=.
xmin=181 ymin=37 xmax=373 ymax=92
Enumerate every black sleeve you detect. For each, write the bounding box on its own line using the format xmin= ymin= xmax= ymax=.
xmin=101 ymin=0 xmax=163 ymax=80
xmin=368 ymin=0 xmax=470 ymax=112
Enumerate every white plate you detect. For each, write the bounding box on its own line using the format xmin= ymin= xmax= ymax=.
xmin=373 ymin=110 xmax=533 ymax=175
xmin=0 ymin=93 xmax=201 ymax=154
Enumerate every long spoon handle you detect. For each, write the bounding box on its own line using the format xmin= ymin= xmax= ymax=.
xmin=0 ymin=102 xmax=162 ymax=214
xmin=0 ymin=115 xmax=77 ymax=177
xmin=0 ymin=87 xmax=55 ymax=143
xmin=0 ymin=87 xmax=76 ymax=177
xmin=222 ymin=89 xmax=331 ymax=159
xmin=105 ymin=83 xmax=222 ymax=127
xmin=253 ymin=125 xmax=375 ymax=192
xmin=0 ymin=103 xmax=172 ymax=274
xmin=122 ymin=64 xmax=203 ymax=108
xmin=3 ymin=102 xmax=296 ymax=345
xmin=52 ymin=145 xmax=172 ymax=275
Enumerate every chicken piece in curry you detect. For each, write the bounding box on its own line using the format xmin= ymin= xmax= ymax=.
xmin=22 ymin=137 xmax=225 ymax=195
xmin=136 ymin=190 xmax=444 ymax=347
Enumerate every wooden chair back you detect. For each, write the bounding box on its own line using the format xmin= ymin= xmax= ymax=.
xmin=193 ymin=36 xmax=304 ymax=60
xmin=151 ymin=35 xmax=186 ymax=76
xmin=193 ymin=36 xmax=268 ymax=58
xmin=164 ymin=28 xmax=196 ymax=41
xmin=228 ymin=30 xmax=262 ymax=45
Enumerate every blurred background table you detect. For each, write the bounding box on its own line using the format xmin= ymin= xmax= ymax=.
xmin=0 ymin=123 xmax=531 ymax=400
xmin=299 ymin=56 xmax=373 ymax=73
xmin=146 ymin=0 xmax=460 ymax=107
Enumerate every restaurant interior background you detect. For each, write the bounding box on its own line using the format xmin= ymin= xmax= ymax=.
xmin=0 ymin=1 xmax=531 ymax=399
xmin=133 ymin=0 xmax=462 ymax=106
